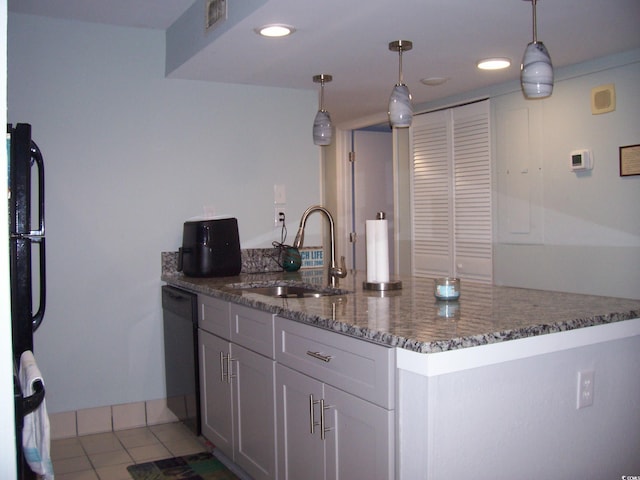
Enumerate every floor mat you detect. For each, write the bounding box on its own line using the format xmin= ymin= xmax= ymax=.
xmin=127 ymin=451 xmax=240 ymax=480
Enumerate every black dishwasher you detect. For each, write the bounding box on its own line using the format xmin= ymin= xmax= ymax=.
xmin=162 ymin=285 xmax=200 ymax=435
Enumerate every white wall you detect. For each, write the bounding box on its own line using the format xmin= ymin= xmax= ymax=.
xmin=8 ymin=13 xmax=322 ymax=413
xmin=493 ymin=57 xmax=640 ymax=299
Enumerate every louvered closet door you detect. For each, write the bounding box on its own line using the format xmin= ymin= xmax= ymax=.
xmin=412 ymin=100 xmax=492 ymax=282
xmin=412 ymin=110 xmax=453 ymax=277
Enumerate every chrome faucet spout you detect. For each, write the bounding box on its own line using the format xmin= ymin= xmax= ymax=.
xmin=292 ymin=226 xmax=305 ymax=249
xmin=294 ymin=205 xmax=347 ymax=287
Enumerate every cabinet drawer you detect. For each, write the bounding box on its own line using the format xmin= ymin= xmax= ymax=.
xmin=231 ymin=304 xmax=275 ymax=359
xmin=198 ymin=295 xmax=230 ymax=339
xmin=275 ymin=316 xmax=395 ymax=409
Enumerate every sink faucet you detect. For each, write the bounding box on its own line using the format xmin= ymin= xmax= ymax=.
xmin=293 ymin=205 xmax=347 ymax=287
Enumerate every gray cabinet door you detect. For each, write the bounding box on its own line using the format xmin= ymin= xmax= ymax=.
xmin=277 ymin=364 xmax=394 ymax=480
xmin=276 ymin=364 xmax=326 ymax=480
xmin=232 ymin=343 xmax=276 ymax=480
xmin=324 ymin=384 xmax=394 ymax=480
xmin=199 ymin=329 xmax=233 ymax=455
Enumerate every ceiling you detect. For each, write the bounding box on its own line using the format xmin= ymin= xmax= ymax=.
xmin=8 ymin=0 xmax=640 ymax=127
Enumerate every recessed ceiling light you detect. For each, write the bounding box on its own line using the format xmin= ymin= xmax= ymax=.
xmin=256 ymin=24 xmax=295 ymax=38
xmin=477 ymin=58 xmax=511 ymax=70
xmin=420 ymin=77 xmax=449 ymax=86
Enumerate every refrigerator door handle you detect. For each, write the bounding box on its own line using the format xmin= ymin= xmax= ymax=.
xmin=22 ymin=380 xmax=46 ymax=417
xmin=29 ymin=141 xmax=45 ymax=237
xmin=32 ymin=237 xmax=46 ymax=332
xmin=30 ymin=140 xmax=46 ymax=332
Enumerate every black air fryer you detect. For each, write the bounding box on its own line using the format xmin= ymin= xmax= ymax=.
xmin=178 ymin=218 xmax=242 ymax=277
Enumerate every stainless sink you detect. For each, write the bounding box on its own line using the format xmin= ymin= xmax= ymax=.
xmin=228 ymin=282 xmax=349 ymax=298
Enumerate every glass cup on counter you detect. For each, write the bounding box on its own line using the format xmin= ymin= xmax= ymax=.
xmin=434 ymin=277 xmax=460 ymax=300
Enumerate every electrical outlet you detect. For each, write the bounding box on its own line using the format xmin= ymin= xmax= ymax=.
xmin=274 ymin=206 xmax=286 ymax=227
xmin=576 ymin=370 xmax=595 ymax=409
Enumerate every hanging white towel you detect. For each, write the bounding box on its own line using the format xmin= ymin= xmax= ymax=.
xmin=19 ymin=350 xmax=54 ymax=480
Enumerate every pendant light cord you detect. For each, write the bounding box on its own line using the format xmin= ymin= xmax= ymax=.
xmin=531 ymin=0 xmax=538 ymax=43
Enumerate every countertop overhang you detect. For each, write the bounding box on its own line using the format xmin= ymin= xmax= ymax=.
xmin=161 ymin=265 xmax=640 ymax=354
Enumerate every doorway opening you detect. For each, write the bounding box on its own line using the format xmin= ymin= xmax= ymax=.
xmin=348 ymin=127 xmax=395 ymax=274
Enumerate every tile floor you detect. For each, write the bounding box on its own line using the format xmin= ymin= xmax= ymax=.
xmin=51 ymin=422 xmax=210 ymax=480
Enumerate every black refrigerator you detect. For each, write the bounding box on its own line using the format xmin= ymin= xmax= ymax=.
xmin=8 ymin=123 xmax=47 ymax=480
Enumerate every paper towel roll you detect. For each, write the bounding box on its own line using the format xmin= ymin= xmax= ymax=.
xmin=375 ymin=219 xmax=389 ymax=282
xmin=366 ymin=220 xmax=377 ymax=283
xmin=365 ymin=218 xmax=390 ymax=283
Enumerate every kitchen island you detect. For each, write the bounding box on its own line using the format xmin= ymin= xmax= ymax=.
xmin=162 ymin=261 xmax=639 ymax=354
xmin=162 ymin=255 xmax=640 ymax=479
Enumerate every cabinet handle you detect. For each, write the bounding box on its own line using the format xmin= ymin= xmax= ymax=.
xmin=226 ymin=355 xmax=236 ymax=383
xmin=309 ymin=394 xmax=321 ymax=435
xmin=219 ymin=352 xmax=235 ymax=383
xmin=219 ymin=351 xmax=226 ymax=382
xmin=320 ymin=399 xmax=333 ymax=440
xmin=306 ymin=351 xmax=333 ymax=363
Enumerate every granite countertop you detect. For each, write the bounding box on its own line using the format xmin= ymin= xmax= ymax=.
xmin=161 ymin=254 xmax=640 ymax=354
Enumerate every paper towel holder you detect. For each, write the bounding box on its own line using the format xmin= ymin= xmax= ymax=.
xmin=363 ymin=280 xmax=403 ymax=291
xmin=363 ymin=211 xmax=403 ymax=291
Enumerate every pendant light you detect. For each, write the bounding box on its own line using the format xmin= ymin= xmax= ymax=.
xmin=388 ymin=40 xmax=413 ymax=128
xmin=312 ymin=74 xmax=333 ymax=146
xmin=520 ymin=0 xmax=553 ymax=98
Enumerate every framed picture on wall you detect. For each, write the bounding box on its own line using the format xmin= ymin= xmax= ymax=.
xmin=619 ymin=144 xmax=640 ymax=177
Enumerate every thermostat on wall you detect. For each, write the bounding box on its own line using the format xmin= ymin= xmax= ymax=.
xmin=570 ymin=149 xmax=593 ymax=171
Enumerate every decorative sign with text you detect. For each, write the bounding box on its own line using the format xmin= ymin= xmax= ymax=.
xmin=300 ymin=248 xmax=324 ymax=269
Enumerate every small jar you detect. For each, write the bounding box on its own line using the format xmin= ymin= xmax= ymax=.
xmin=434 ymin=277 xmax=460 ymax=300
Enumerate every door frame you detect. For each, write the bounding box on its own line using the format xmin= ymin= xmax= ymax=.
xmin=331 ymin=128 xmax=412 ymax=277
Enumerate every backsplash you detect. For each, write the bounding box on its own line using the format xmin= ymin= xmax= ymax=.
xmin=161 ymin=246 xmax=323 ymax=276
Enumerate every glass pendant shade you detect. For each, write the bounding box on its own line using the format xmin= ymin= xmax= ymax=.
xmin=388 ymin=40 xmax=413 ymax=128
xmin=520 ymin=0 xmax=553 ymax=99
xmin=312 ymin=74 xmax=333 ymax=146
xmin=388 ymin=84 xmax=413 ymax=128
xmin=313 ymin=110 xmax=332 ymax=146
xmin=521 ymin=41 xmax=553 ymax=98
